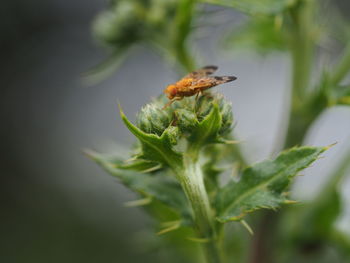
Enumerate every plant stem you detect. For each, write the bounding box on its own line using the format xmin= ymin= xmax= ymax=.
xmin=251 ymin=2 xmax=317 ymax=262
xmin=322 ymin=146 xmax=350 ymax=193
xmin=175 ymin=154 xmax=224 ymax=263
xmin=331 ymin=44 xmax=350 ymax=85
xmin=173 ymin=0 xmax=196 ymax=72
xmin=284 ymin=0 xmax=315 ymax=148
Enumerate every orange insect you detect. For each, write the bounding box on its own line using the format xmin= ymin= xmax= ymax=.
xmin=164 ymin=65 xmax=236 ymax=107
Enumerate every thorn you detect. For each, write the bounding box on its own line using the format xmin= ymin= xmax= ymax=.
xmin=187 ymin=237 xmax=210 ymax=243
xmin=281 ymin=191 xmax=291 ymax=196
xmin=124 ymin=197 xmax=152 ymax=207
xmin=325 ymin=142 xmax=337 ymax=150
xmin=226 ymin=214 xmax=244 ymax=221
xmin=123 ymin=157 xmax=138 ymax=163
xmin=156 ymin=221 xmax=181 ymax=235
xmin=284 ymin=200 xmax=299 ymax=204
xmin=223 ymin=140 xmax=241 ymax=145
xmin=141 ymin=164 xmax=162 ymax=173
xmin=117 ymin=100 xmax=125 ymax=117
xmin=82 ymin=148 xmax=99 ymax=160
xmin=240 ymin=220 xmax=254 ymax=235
xmin=231 ymin=162 xmax=240 ymax=178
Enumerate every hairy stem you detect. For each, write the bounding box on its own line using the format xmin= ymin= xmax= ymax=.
xmin=176 ymin=154 xmax=224 ymax=263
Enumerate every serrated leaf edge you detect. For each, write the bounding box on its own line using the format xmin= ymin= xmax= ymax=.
xmin=216 ymin=146 xmax=327 ymax=223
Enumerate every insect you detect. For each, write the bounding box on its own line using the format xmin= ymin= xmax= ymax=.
xmin=164 ymin=65 xmax=236 ymax=107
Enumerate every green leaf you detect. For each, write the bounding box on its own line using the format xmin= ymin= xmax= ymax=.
xmin=87 ymin=150 xmax=192 ymax=223
xmin=188 ymin=103 xmax=222 ymax=152
xmin=225 ymin=16 xmax=287 ymax=54
xmin=201 ymin=0 xmax=297 ymax=15
xmin=120 ymin=107 xmax=183 ymax=168
xmin=215 ymin=146 xmax=327 ymax=223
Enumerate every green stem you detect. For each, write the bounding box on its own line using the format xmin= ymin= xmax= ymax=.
xmin=176 ymin=44 xmax=196 ymax=72
xmin=175 ymin=154 xmax=224 ymax=263
xmin=322 ymin=147 xmax=350 ymax=193
xmin=331 ymin=44 xmax=350 ymax=85
xmin=251 ymin=2 xmax=318 ymax=262
xmin=173 ymin=0 xmax=196 ymax=72
xmin=284 ymin=0 xmax=315 ymax=148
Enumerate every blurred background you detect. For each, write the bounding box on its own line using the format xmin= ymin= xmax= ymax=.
xmin=1 ymin=0 xmax=350 ymax=262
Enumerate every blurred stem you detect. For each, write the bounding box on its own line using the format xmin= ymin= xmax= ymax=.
xmin=321 ymin=147 xmax=350 ymax=194
xmin=331 ymin=44 xmax=350 ymax=85
xmin=176 ymin=44 xmax=196 ymax=72
xmin=284 ymin=0 xmax=316 ymax=148
xmin=172 ymin=0 xmax=196 ymax=72
xmin=175 ymin=151 xmax=224 ymax=263
xmin=251 ymin=2 xmax=318 ymax=263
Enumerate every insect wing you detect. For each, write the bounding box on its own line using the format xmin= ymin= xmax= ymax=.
xmin=191 ymin=76 xmax=237 ymax=91
xmin=183 ymin=65 xmax=218 ymax=79
xmin=212 ymin=76 xmax=237 ymax=85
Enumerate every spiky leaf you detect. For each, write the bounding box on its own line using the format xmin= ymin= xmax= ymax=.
xmin=87 ymin=151 xmax=191 ymax=223
xmin=188 ymin=103 xmax=222 ymax=151
xmin=120 ymin=107 xmax=183 ymax=168
xmin=215 ymin=146 xmax=327 ymax=223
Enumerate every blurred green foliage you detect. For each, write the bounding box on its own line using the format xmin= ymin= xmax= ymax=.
xmin=89 ymin=0 xmax=350 ymax=262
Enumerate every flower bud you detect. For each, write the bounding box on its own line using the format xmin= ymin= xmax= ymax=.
xmin=217 ymin=96 xmax=234 ymax=135
xmin=137 ymin=93 xmax=234 ymax=140
xmin=195 ymin=94 xmax=234 ymax=135
xmin=175 ymin=109 xmax=198 ymax=134
xmin=164 ymin=126 xmax=179 ymax=145
xmin=136 ymin=103 xmax=172 ymax=136
xmin=93 ymin=1 xmax=144 ymax=46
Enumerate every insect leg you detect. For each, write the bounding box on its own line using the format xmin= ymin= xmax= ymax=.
xmin=195 ymin=91 xmax=200 ymax=102
xmin=163 ymin=97 xmax=182 ymax=109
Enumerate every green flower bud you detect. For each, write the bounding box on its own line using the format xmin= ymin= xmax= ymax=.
xmin=93 ymin=1 xmax=144 ymax=46
xmin=136 ymin=103 xmax=172 ymax=136
xmin=137 ymin=93 xmax=234 ymax=142
xmin=164 ymin=126 xmax=179 ymax=145
xmin=175 ymin=109 xmax=198 ymax=134
xmin=217 ymin=96 xmax=234 ymax=135
xmin=195 ymin=94 xmax=234 ymax=135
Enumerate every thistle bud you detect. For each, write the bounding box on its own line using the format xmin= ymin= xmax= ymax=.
xmin=175 ymin=109 xmax=198 ymax=134
xmin=137 ymin=93 xmax=234 ymax=142
xmin=195 ymin=94 xmax=234 ymax=135
xmin=217 ymin=96 xmax=234 ymax=135
xmin=136 ymin=103 xmax=172 ymax=136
